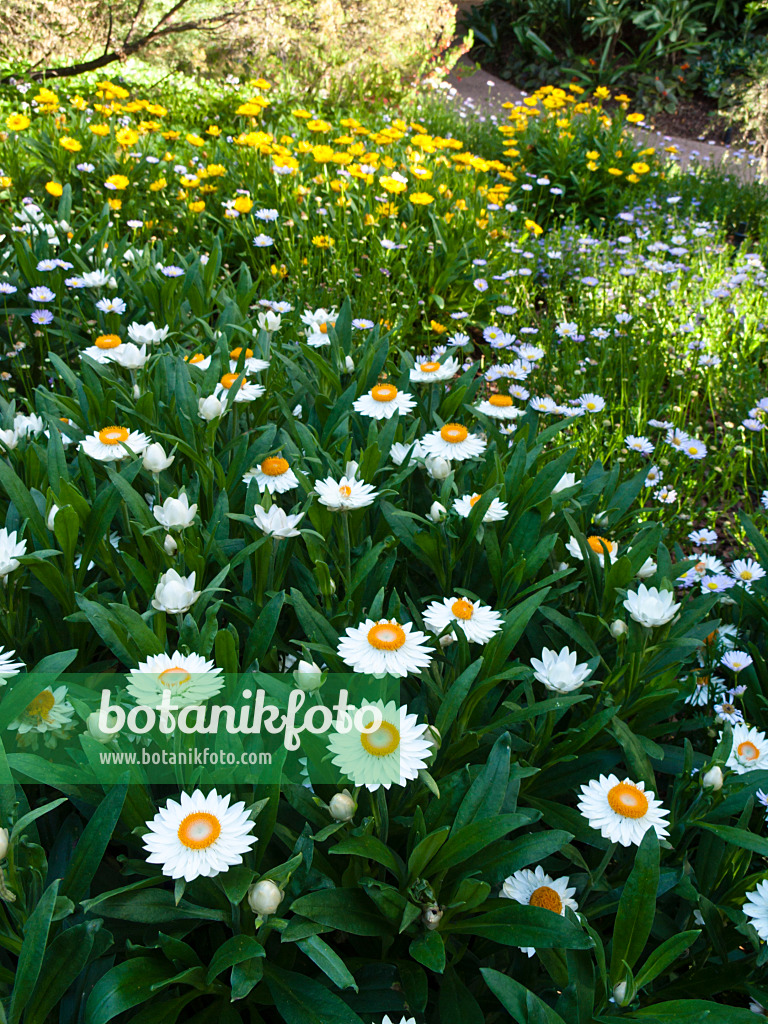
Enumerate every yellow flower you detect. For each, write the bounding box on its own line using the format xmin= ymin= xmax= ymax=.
xmin=380 ymin=176 xmax=407 ymax=194
xmin=626 ymin=173 xmax=640 ymax=183
xmin=292 ymin=109 xmax=312 ymax=119
xmin=45 ymin=182 xmax=63 ymax=197
xmin=149 ymin=178 xmax=167 ymax=191
xmin=524 ymin=218 xmax=543 ymax=236
xmin=409 ymin=192 xmax=434 ymax=205
xmin=631 ymin=162 xmax=650 ymax=174
xmin=594 ymin=86 xmax=611 ymax=100
xmin=0 ymin=176 xmax=11 ymax=188
xmin=89 ymin=124 xmax=110 ymax=136
xmin=626 ymin=113 xmax=645 ymax=123
xmin=6 ymin=114 xmax=30 ymax=131
xmin=307 ymin=119 xmax=332 ymax=132
xmin=253 ymin=78 xmax=272 ymax=90
xmin=312 ymin=235 xmax=334 ymax=248
xmin=607 ymin=167 xmax=623 ymax=176
xmin=115 ymin=127 xmax=139 ymax=148
xmin=105 ymin=174 xmax=129 ymax=190
xmin=70 ymin=96 xmax=87 ymax=111
xmin=189 ymin=200 xmax=205 ymax=212
xmin=430 ymin=320 xmax=447 ymax=333
xmin=311 ymin=145 xmax=336 ymax=163
xmin=186 ymin=134 xmax=205 ymax=147
xmin=206 ymin=164 xmax=226 ymax=177
xmin=587 ymin=161 xmax=598 ymax=171
xmin=59 ymin=136 xmax=82 ymax=152
xmin=206 ymin=125 xmax=222 ymax=136
xmin=233 ymin=196 xmax=253 ymax=213
xmin=107 ymin=198 xmax=122 ymax=211
xmin=586 ymin=150 xmax=599 ymax=160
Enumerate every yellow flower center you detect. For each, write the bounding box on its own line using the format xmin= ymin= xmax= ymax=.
xmin=339 ymin=484 xmax=352 ymax=497
xmin=230 ymin=347 xmax=254 ymax=360
xmin=187 ymin=353 xmax=206 ymax=364
xmin=98 ymin=426 xmax=129 ymax=446
xmin=489 ymin=394 xmax=513 ymax=407
xmin=738 ymin=741 xmax=760 ymax=761
xmin=371 ymin=384 xmax=398 ymax=402
xmin=740 ymin=570 xmax=753 ymax=580
xmin=158 ymin=667 xmax=191 ymax=688
xmin=261 ymin=456 xmax=289 ymax=476
xmin=451 ymin=598 xmax=474 ymax=620
xmin=25 ymin=691 xmax=55 ymax=721
xmin=318 ymin=322 xmax=333 ymax=333
xmin=469 ymin=494 xmax=482 ymax=507
xmin=529 ymin=885 xmax=562 ymax=913
xmin=420 ymin=361 xmax=441 ymax=372
xmin=587 ymin=535 xmax=612 ymax=555
xmin=220 ymin=372 xmax=240 ymax=389
xmin=367 ymin=622 xmax=407 ymax=650
xmin=440 ymin=423 xmax=468 ymax=444
xmin=95 ymin=334 xmax=122 ymax=349
xmin=607 ymin=782 xmax=649 ymax=818
xmin=361 ymin=719 xmax=400 ymax=756
xmin=177 ymin=811 xmax=221 ymax=850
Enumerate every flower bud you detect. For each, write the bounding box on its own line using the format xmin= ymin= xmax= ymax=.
xmin=248 ymin=879 xmax=283 ymax=916
xmin=428 ymin=501 xmax=447 ymax=523
xmin=0 ymin=827 xmax=9 ymax=860
xmin=86 ymin=711 xmax=114 ymax=743
xmin=142 ymin=442 xmax=174 ymax=473
xmin=610 ymin=619 xmax=628 ymax=638
xmin=612 ymin=982 xmax=628 ymax=1006
xmin=293 ymin=660 xmax=323 ymax=691
xmin=422 ymin=905 xmax=443 ymax=930
xmin=426 ymin=455 xmax=451 ymax=480
xmin=439 ymin=631 xmax=456 ymax=648
xmin=329 ymin=790 xmax=356 ymax=822
xmin=133 ymin=384 xmax=141 ymax=400
xmin=344 ymin=355 xmax=355 ymax=372
xmin=164 ymin=533 xmax=178 ymax=556
xmin=702 ymin=765 xmax=723 ymax=791
xmin=47 ymin=504 xmax=59 ymax=531
xmin=198 ymin=395 xmax=224 ymax=421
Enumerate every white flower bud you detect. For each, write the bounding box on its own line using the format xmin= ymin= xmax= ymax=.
xmin=86 ymin=711 xmax=114 ymax=743
xmin=422 ymin=905 xmax=443 ymax=930
xmin=612 ymin=982 xmax=628 ymax=1006
xmin=426 ymin=455 xmax=451 ymax=480
xmin=163 ymin=534 xmax=178 ymax=556
xmin=439 ymin=632 xmax=456 ymax=648
xmin=329 ymin=791 xmax=356 ymax=822
xmin=702 ymin=765 xmax=723 ymax=791
xmin=133 ymin=384 xmax=141 ymax=400
xmin=248 ymin=879 xmax=283 ymax=916
xmin=0 ymin=827 xmax=9 ymax=860
xmin=142 ymin=442 xmax=174 ymax=473
xmin=428 ymin=501 xmax=447 ymax=523
xmin=198 ymin=395 xmax=224 ymax=421
xmin=47 ymin=504 xmax=59 ymax=531
xmin=610 ymin=619 xmax=628 ymax=638
xmin=344 ymin=355 xmax=355 ymax=372
xmin=293 ymin=660 xmax=323 ymax=691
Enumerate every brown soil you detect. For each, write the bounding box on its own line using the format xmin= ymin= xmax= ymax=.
xmin=647 ymin=97 xmax=735 ymax=145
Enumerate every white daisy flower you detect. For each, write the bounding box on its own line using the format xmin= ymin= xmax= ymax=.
xmin=721 ymin=650 xmax=753 ymax=673
xmin=0 ymin=528 xmax=26 ymax=578
xmin=743 ymin=880 xmax=768 ymax=942
xmin=253 ymin=506 xmax=304 ymax=538
xmin=731 ymin=558 xmax=766 ymax=587
xmin=127 ymin=321 xmax=169 ymax=345
xmin=453 ymin=493 xmax=509 ymax=522
xmin=213 ymin=373 xmax=265 ymax=404
xmin=409 ymin=357 xmax=460 ymax=383
xmin=315 ymin=475 xmax=378 ymax=511
xmin=337 ymin=618 xmax=434 ymax=676
xmin=577 ymin=774 xmax=670 ymax=846
xmin=724 ymin=723 xmax=768 ymax=773
xmin=127 ymin=652 xmax=224 ymax=706
xmin=421 ymin=423 xmax=487 ymax=462
xmin=185 ymin=353 xmax=211 ymax=369
xmin=476 ymin=395 xmax=522 ymax=420
xmin=80 ymin=426 xmax=151 ymax=462
xmin=423 ymin=596 xmax=503 ymax=644
xmin=353 ymin=384 xmax=416 ymax=420
xmin=565 ymin=535 xmax=619 ymax=567
xmin=390 ymin=440 xmax=426 ymax=466
xmin=243 ymin=457 xmax=299 ymax=494
xmin=143 ymin=789 xmax=257 ymax=881
xmin=7 ymin=685 xmax=75 ymax=736
xmin=229 ymin=346 xmax=270 ymax=373
xmin=531 ymin=646 xmax=592 ymax=693
xmin=327 ymin=699 xmax=433 ymax=791
xmin=500 ymin=865 xmax=578 ymax=956
xmin=0 ymin=646 xmax=24 ymax=684
xmin=684 ymin=674 xmax=726 ymax=706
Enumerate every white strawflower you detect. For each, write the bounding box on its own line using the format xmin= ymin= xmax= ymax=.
xmin=152 ymin=569 xmax=200 ymax=614
xmin=566 ymin=534 xmax=618 ymax=567
xmin=243 ymin=456 xmax=298 ymax=494
xmin=577 ymin=774 xmax=670 ymax=846
xmin=531 ymin=646 xmax=592 ymax=693
xmin=127 ymin=321 xmax=169 ymax=345
xmin=253 ymin=506 xmax=304 ymax=538
xmin=315 ymin=475 xmax=378 ymax=511
xmin=0 ymin=646 xmax=24 ymax=684
xmin=153 ymin=493 xmax=197 ymax=531
xmin=80 ymin=426 xmax=150 ymax=462
xmin=353 ymin=384 xmax=416 ymax=420
xmin=127 ymin=651 xmax=223 ymax=706
xmin=724 ymin=724 xmax=768 ymax=774
xmin=143 ymin=442 xmax=175 ymax=473
xmin=500 ymin=865 xmax=578 ymax=956
xmin=7 ymin=686 xmax=74 ymax=737
xmin=0 ymin=528 xmax=26 ymax=577
xmin=453 ymin=493 xmax=508 ymax=523
xmin=248 ymin=879 xmax=283 ymax=915
xmin=742 ymin=880 xmax=768 ymax=942
xmin=198 ymin=395 xmax=225 ymax=421
xmin=423 ymin=596 xmax=502 ymax=644
xmin=409 ymin=357 xmax=459 ymax=383
xmin=337 ymin=618 xmax=434 ymax=676
xmin=623 ymin=584 xmax=680 ymax=627
xmin=421 ymin=423 xmax=487 ymax=462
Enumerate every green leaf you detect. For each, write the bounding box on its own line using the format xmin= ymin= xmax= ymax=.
xmin=697 ymin=822 xmax=768 ymax=858
xmin=289 ymin=888 xmax=391 ymax=937
xmin=265 ymin=966 xmax=365 ymax=1024
xmin=329 ymin=834 xmax=402 ymax=877
xmin=633 ymin=930 xmax=700 ymax=991
xmin=482 ymin=967 xmax=568 ymax=1023
xmin=82 ymin=888 xmax=227 ymax=923
xmin=295 ymin=934 xmax=358 ymax=991
xmin=409 ymin=930 xmax=445 ymax=973
xmin=448 ymin=903 xmax=591 ymax=949
xmin=25 ymin=921 xmax=100 ymax=1024
xmin=628 ymin=999 xmax=761 ymax=1022
xmin=61 ymin=785 xmax=127 ymax=904
xmin=610 ymin=828 xmax=660 ymax=984
xmin=452 ymin=732 xmax=511 ymax=834
xmin=206 ymin=936 xmax=265 ymax=984
xmin=9 ymin=797 xmax=68 ymax=843
xmin=85 ymin=958 xmax=176 ymax=1024
xmin=8 ymin=880 xmax=61 ymax=1024
xmin=429 ymin=815 xmax=530 ymax=874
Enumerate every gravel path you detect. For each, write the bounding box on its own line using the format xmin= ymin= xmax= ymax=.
xmin=443 ymin=59 xmax=760 ymax=183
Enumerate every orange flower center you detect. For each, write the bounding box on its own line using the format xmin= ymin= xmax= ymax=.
xmin=25 ymin=691 xmax=55 ymax=720
xmin=738 ymin=741 xmax=760 ymax=761
xmin=451 ymin=598 xmax=474 ymax=620
xmin=360 ymin=719 xmax=400 ymax=756
xmin=230 ymin=347 xmax=253 ymax=359
xmin=98 ymin=426 xmax=129 ymax=445
xmin=367 ymin=622 xmax=406 ymax=650
xmin=440 ymin=423 xmax=468 ymax=444
xmin=469 ymin=494 xmax=482 ymax=507
xmin=420 ymin=361 xmax=441 ymax=372
xmin=220 ymin=372 xmax=241 ymax=389
xmin=158 ymin=667 xmax=191 ymax=688
xmin=587 ymin=535 xmax=612 ymax=554
xmin=177 ymin=811 xmax=221 ymax=850
xmin=371 ymin=384 xmax=398 ymax=402
xmin=261 ymin=456 xmax=289 ymax=476
xmin=607 ymin=782 xmax=649 ymax=818
xmin=186 ymin=353 xmax=206 ymax=364
xmin=529 ymin=885 xmax=562 ymax=914
xmin=95 ymin=334 xmax=122 ymax=349
xmin=339 ymin=484 xmax=352 ymax=497
xmin=489 ymin=394 xmax=513 ymax=407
